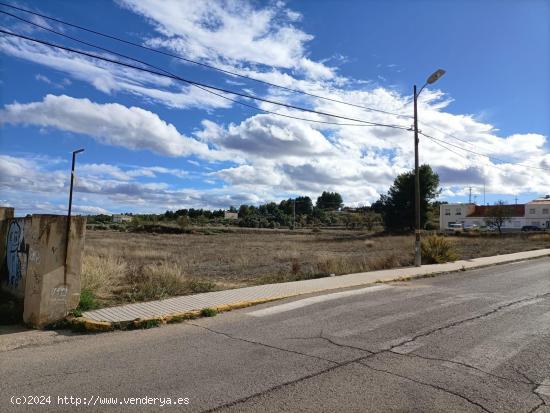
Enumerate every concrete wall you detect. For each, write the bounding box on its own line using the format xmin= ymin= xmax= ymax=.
xmin=0 ymin=208 xmax=86 ymax=328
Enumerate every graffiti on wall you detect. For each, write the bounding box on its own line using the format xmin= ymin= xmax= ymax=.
xmin=3 ymin=220 xmax=29 ymax=288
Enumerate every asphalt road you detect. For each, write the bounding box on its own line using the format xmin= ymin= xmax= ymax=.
xmin=1 ymin=258 xmax=550 ymax=412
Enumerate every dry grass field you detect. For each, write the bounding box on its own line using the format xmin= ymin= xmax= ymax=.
xmin=82 ymin=228 xmax=550 ymax=308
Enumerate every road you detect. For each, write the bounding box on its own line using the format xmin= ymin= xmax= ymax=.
xmin=1 ymin=258 xmax=549 ymax=412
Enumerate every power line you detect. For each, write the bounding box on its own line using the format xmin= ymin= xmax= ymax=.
xmin=420 ymin=131 xmax=550 ymax=172
xmin=0 ymin=28 xmax=410 ymax=130
xmin=423 ymin=134 xmax=509 ymax=172
xmin=0 ymin=1 xmax=413 ymax=119
xmin=421 ymin=122 xmax=494 ymax=152
xmin=0 ymin=15 xmax=395 ymax=128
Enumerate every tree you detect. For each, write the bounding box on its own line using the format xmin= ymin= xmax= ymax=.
xmin=316 ymin=191 xmax=343 ymax=210
xmin=279 ymin=196 xmax=313 ymax=216
xmin=375 ymin=164 xmax=441 ymax=231
xmin=484 ymin=200 xmax=513 ymax=234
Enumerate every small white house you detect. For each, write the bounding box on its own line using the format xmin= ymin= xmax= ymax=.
xmin=224 ymin=211 xmax=239 ymax=220
xmin=112 ymin=214 xmax=133 ymax=223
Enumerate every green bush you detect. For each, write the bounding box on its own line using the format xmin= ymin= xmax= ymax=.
xmin=421 ymin=235 xmax=459 ymax=264
xmin=200 ymin=307 xmax=218 ymax=317
xmin=78 ymin=289 xmax=100 ymax=311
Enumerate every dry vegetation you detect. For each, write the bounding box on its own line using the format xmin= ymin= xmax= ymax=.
xmin=82 ymin=228 xmax=550 ymax=307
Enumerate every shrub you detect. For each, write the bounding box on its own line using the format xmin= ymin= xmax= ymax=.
xmin=200 ymin=307 xmax=218 ymax=317
xmin=81 ymin=255 xmax=126 ymax=300
xmin=125 ymin=262 xmax=187 ymax=301
xmin=78 ymin=289 xmax=99 ymax=311
xmin=122 ymin=262 xmax=216 ymax=302
xmin=186 ymin=280 xmax=216 ymax=294
xmin=529 ymin=233 xmax=550 ymax=242
xmin=421 ymin=235 xmax=459 ymax=264
xmin=367 ymin=254 xmax=401 ymax=270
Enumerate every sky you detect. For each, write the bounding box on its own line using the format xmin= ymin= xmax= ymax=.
xmin=0 ymin=0 xmax=548 ymax=216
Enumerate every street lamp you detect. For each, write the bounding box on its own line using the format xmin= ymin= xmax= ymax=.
xmin=64 ymin=148 xmax=84 ymax=284
xmin=413 ymin=69 xmax=445 ymax=267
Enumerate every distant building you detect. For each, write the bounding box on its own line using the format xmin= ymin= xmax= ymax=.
xmin=224 ymin=211 xmax=239 ymax=220
xmin=112 ymin=214 xmax=133 ymax=223
xmin=439 ymin=195 xmax=550 ymax=231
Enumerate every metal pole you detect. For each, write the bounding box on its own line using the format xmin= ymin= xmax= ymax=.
xmin=293 ymin=198 xmax=296 ymax=229
xmin=413 ymin=85 xmax=421 ymax=267
xmin=64 ymin=149 xmax=84 ymax=284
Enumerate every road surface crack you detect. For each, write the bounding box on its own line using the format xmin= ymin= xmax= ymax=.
xmin=358 ymin=360 xmax=493 ymax=413
xmin=200 ymin=291 xmax=550 ymax=412
xmin=187 ymin=322 xmax=339 ymax=365
xmin=287 ymin=330 xmax=374 ymax=355
xmin=200 ymin=354 xmax=370 ymax=413
xmin=386 ymin=292 xmax=550 ymax=353
xmin=514 ymin=369 xmax=548 ymax=413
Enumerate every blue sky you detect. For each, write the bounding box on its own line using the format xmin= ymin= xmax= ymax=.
xmin=0 ymin=0 xmax=548 ymax=216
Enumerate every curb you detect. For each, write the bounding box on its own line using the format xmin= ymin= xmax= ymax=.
xmin=67 ymin=251 xmax=550 ymax=333
xmin=66 ymin=297 xmax=287 ymax=333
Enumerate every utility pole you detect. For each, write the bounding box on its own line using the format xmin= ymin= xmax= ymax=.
xmin=413 ymin=84 xmax=421 ymax=267
xmin=64 ymin=148 xmax=84 ymax=284
xmin=412 ymin=69 xmax=446 ymax=267
xmin=292 ymin=198 xmax=296 ymax=229
xmin=468 ymin=186 xmax=472 ymax=204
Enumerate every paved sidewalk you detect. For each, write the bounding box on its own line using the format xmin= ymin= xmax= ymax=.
xmin=83 ymin=248 xmax=550 ymax=323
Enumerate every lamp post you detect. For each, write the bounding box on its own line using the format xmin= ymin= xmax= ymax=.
xmin=64 ymin=148 xmax=84 ymax=284
xmin=414 ymin=69 xmax=445 ymax=267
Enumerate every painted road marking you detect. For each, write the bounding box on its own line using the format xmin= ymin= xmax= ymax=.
xmin=247 ymin=285 xmax=392 ymax=317
xmin=535 ymin=378 xmax=550 ymax=397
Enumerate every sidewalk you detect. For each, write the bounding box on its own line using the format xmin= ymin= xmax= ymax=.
xmin=82 ymin=249 xmax=550 ymax=325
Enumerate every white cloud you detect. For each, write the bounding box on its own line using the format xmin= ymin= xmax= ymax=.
xmin=0 ymin=94 xmax=227 ymax=159
xmin=118 ymin=0 xmax=336 ymax=80
xmin=0 ymin=36 xmax=232 ymax=110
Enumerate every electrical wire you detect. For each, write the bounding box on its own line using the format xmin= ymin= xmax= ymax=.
xmin=0 ymin=27 xmax=410 ymax=130
xmin=420 ymin=131 xmax=550 ymax=172
xmin=422 ymin=134 xmax=509 ymax=172
xmin=0 ymin=1 xmax=413 ymax=119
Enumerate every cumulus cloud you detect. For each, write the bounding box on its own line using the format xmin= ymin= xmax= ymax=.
xmin=118 ymin=0 xmax=335 ymax=79
xmin=0 ymin=94 xmax=227 ymax=159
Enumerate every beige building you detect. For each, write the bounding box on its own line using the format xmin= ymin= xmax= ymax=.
xmin=224 ymin=211 xmax=239 ymax=220
xmin=112 ymin=214 xmax=133 ymax=223
xmin=439 ymin=195 xmax=550 ymax=231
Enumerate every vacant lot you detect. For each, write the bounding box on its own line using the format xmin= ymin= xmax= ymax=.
xmin=82 ymin=229 xmax=550 ymax=307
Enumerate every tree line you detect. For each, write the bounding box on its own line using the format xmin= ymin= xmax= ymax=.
xmin=88 ymin=166 xmax=446 ymax=232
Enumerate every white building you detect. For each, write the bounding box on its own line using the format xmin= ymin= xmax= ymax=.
xmin=224 ymin=211 xmax=239 ymax=220
xmin=112 ymin=214 xmax=133 ymax=223
xmin=439 ymin=195 xmax=550 ymax=231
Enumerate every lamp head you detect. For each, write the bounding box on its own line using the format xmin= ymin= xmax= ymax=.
xmin=426 ymin=69 xmax=446 ymax=85
xmin=73 ymin=148 xmax=85 ymax=154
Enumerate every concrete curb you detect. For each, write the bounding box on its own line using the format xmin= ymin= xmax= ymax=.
xmin=67 ymin=297 xmax=287 ymax=333
xmin=73 ymin=249 xmax=550 ymax=332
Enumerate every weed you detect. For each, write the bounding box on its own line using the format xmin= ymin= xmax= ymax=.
xmin=421 ymin=235 xmax=459 ymax=264
xmin=140 ymin=319 xmax=162 ymax=329
xmin=291 ymin=258 xmax=301 ymax=275
xmin=81 ymin=254 xmax=125 ymax=301
xmin=529 ymin=233 xmax=550 ymax=242
xmin=200 ymin=307 xmax=218 ymax=317
xmin=78 ymin=289 xmax=100 ymax=311
xmin=186 ymin=280 xmax=216 ymax=294
xmin=70 ymin=308 xmax=83 ymax=317
xmin=368 ymin=254 xmax=401 ymax=271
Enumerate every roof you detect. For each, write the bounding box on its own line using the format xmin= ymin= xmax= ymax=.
xmin=529 ymin=195 xmax=550 ymax=204
xmin=467 ymin=205 xmax=525 ymax=218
